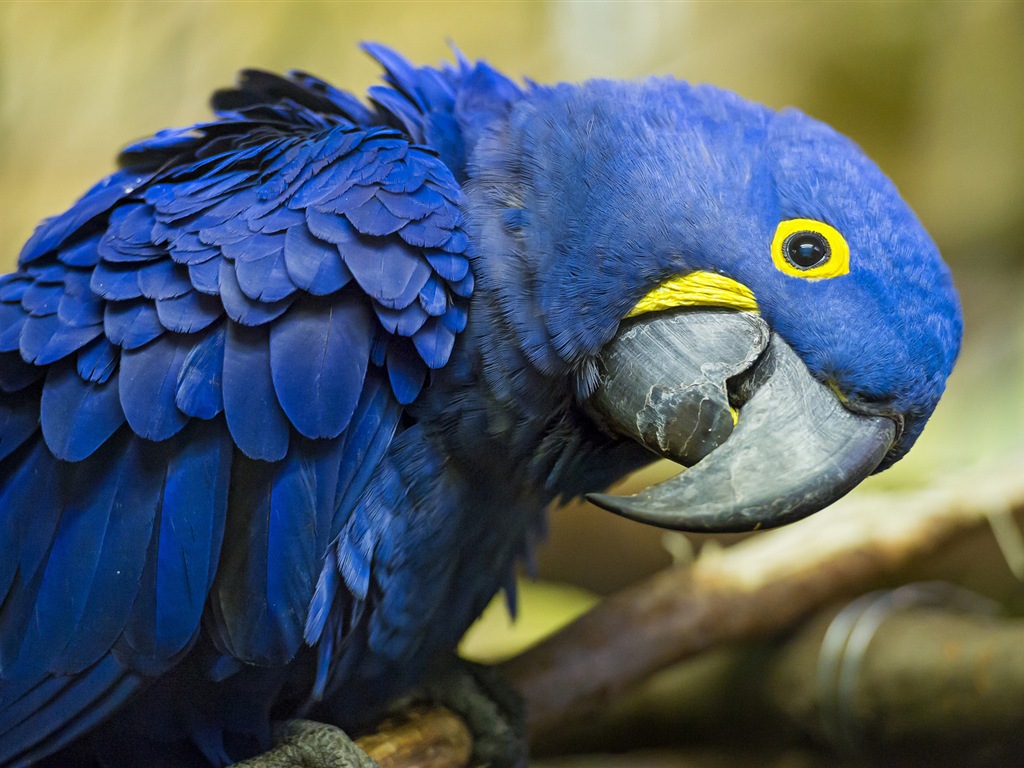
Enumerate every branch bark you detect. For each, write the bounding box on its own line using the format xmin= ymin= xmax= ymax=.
xmin=503 ymin=455 xmax=1024 ymax=741
xmin=357 ymin=706 xmax=472 ymax=768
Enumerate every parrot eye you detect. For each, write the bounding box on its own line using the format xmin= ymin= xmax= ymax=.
xmin=771 ymin=218 xmax=850 ymax=279
xmin=783 ymin=232 xmax=830 ymax=269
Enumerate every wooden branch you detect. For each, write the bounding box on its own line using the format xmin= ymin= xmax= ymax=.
xmin=503 ymin=454 xmax=1024 ymax=741
xmin=357 ymin=706 xmax=472 ymax=768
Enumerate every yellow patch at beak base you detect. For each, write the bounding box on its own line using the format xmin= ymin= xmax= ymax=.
xmin=626 ymin=271 xmax=759 ymax=319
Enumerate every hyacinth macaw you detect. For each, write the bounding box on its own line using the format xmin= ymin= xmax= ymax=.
xmin=0 ymin=43 xmax=960 ymax=767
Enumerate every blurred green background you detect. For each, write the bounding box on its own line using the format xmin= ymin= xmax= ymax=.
xmin=1 ymin=2 xmax=1023 ymax=755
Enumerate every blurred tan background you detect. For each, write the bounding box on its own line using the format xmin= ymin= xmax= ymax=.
xmin=1 ymin=0 xmax=1022 ymax=629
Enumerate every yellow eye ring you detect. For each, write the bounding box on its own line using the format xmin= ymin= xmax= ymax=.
xmin=771 ymin=218 xmax=849 ymax=279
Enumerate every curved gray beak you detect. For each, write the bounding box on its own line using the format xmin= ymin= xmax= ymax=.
xmin=584 ymin=309 xmax=896 ymax=533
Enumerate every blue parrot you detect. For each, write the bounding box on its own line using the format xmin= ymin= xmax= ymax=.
xmin=0 ymin=43 xmax=960 ymax=767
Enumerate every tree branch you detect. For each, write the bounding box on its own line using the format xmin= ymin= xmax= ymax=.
xmin=503 ymin=454 xmax=1024 ymax=740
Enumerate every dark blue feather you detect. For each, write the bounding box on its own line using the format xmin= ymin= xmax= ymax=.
xmin=269 ymin=295 xmax=372 ymax=439
xmin=232 ymin=247 xmax=297 ymax=303
xmin=187 ymin=257 xmax=223 ymax=295
xmin=119 ymin=333 xmax=192 ymax=441
xmin=449 ymin=269 xmax=474 ymax=298
xmin=222 ymin=322 xmax=290 ymax=461
xmin=397 ymin=215 xmax=455 ymax=249
xmin=96 ymin=235 xmax=165 ymax=264
xmin=53 ymin=436 xmax=168 ymax=674
xmin=362 ymin=43 xmax=427 ymax=112
xmin=345 ymin=196 xmax=408 ymax=236
xmin=288 ymin=69 xmax=377 ymax=124
xmin=218 ymin=258 xmax=295 ymax=326
xmin=289 ymin=150 xmax=368 ymax=209
xmin=386 ymin=341 xmax=426 ymax=404
xmin=0 ymin=350 xmax=43 ymax=393
xmin=443 ymin=228 xmax=470 ymax=254
xmin=57 ymin=289 xmax=104 ymax=328
xmin=377 ymin=187 xmax=437 ymax=220
xmin=343 ymin=239 xmax=431 ymax=310
xmin=309 ymin=127 xmax=365 ymax=171
xmin=265 ymin=437 xmax=341 ymax=653
xmin=0 ymin=274 xmax=32 ymax=302
xmin=0 ymin=654 xmax=143 ymax=767
xmin=103 ymin=299 xmax=164 ymax=349
xmin=373 ymin=300 xmax=428 ymax=337
xmin=412 ymin=188 xmax=459 ymax=224
xmin=24 ymin=263 xmax=67 ymax=284
xmin=76 ymin=337 xmax=118 ymax=384
xmin=0 ymin=438 xmax=56 ymax=612
xmin=412 ymin=315 xmax=456 ymax=369
xmin=304 ymin=207 xmax=361 ymax=247
xmin=441 ymin=302 xmax=469 ymax=333
xmin=219 ymin=233 xmax=285 ymax=265
xmin=18 ymin=171 xmax=148 ymax=265
xmin=91 ymin=260 xmax=146 ymax=301
xmin=56 ymin=234 xmax=103 ymax=268
xmin=193 ymin=189 xmax=261 ymax=240
xmin=175 ymin=323 xmax=226 ymax=419
xmin=0 ymin=386 xmax=39 ymax=461
xmin=155 ymin=290 xmax=223 ymax=333
xmin=282 ymin=224 xmax=352 ymax=295
xmin=247 ymin=205 xmax=305 ymax=235
xmin=137 ymin=259 xmax=193 ymax=301
xmin=305 ymin=557 xmax=340 ymax=660
xmin=40 ymin=361 xmax=125 ymax=461
xmin=161 ymin=229 xmax=209 ymax=255
xmin=148 ymin=172 xmax=253 ymax=220
xmin=207 ymin=457 xmax=274 ymax=664
xmin=313 ymin=183 xmax=378 ymax=217
xmin=9 ymin=429 xmax=150 ymax=677
xmin=106 ymin=203 xmax=158 ymax=245
xmin=122 ymin=420 xmax=232 ymax=666
xmin=380 ymin=159 xmax=428 ymax=194
xmin=0 ymin=303 xmax=26 ymax=352
xmin=19 ymin=313 xmax=102 ymax=365
xmin=20 ymin=281 xmax=63 ymax=316
xmin=333 ymin=368 xmax=402 ymax=526
xmin=418 ymin=275 xmax=447 ymax=316
xmin=192 ymin=214 xmax=253 ymax=249
xmin=213 ymin=432 xmax=344 ymax=664
xmin=367 ymin=85 xmax=425 ymax=143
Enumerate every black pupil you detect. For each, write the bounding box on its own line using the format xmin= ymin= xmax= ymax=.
xmin=784 ymin=232 xmax=830 ymax=269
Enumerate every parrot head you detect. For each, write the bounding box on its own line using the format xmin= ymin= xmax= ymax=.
xmin=467 ymin=77 xmax=962 ymax=532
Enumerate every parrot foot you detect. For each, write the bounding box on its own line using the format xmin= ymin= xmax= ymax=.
xmin=390 ymin=659 xmax=527 ymax=768
xmin=233 ymin=719 xmax=379 ymax=768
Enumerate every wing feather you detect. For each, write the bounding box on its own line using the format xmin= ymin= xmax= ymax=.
xmin=0 ymin=54 xmax=473 ymax=762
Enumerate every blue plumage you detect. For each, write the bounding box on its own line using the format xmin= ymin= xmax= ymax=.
xmin=269 ymin=296 xmax=373 ymax=439
xmin=222 ymin=323 xmax=291 ymax=461
xmin=0 ymin=42 xmax=961 ymax=767
xmin=75 ymin=338 xmax=118 ymax=384
xmin=40 ymin=363 xmax=125 ymax=462
xmin=0 ymin=388 xmax=38 ymax=462
xmin=118 ymin=334 xmax=193 ymax=441
xmin=174 ymin=324 xmax=226 ymax=419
